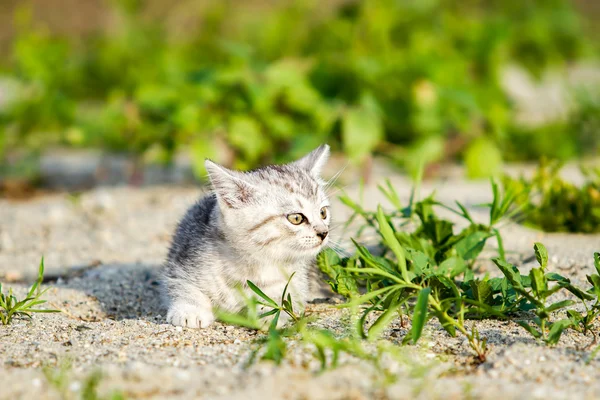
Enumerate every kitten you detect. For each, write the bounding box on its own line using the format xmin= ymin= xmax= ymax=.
xmin=162 ymin=145 xmax=331 ymax=328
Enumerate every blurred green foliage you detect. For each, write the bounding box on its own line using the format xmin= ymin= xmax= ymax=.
xmin=0 ymin=0 xmax=598 ymax=179
xmin=504 ymin=161 xmax=600 ymax=233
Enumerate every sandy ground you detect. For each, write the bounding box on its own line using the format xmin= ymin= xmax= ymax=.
xmin=1 ymin=161 xmax=600 ymax=399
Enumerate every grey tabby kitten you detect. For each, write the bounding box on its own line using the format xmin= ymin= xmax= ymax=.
xmin=162 ymin=145 xmax=331 ymax=328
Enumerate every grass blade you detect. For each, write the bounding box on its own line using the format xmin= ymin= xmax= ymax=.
xmin=410 ymin=287 xmax=430 ymax=344
xmin=376 ymin=206 xmax=409 ymax=282
xmin=247 ymin=281 xmax=278 ymax=308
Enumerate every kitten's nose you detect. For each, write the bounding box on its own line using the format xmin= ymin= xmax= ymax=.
xmin=316 ymin=231 xmax=328 ymax=241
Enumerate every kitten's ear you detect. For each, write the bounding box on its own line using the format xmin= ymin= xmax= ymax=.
xmin=205 ymin=160 xmax=254 ymax=208
xmin=293 ymin=144 xmax=330 ymax=177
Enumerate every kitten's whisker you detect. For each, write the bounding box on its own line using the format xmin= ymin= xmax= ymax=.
xmin=325 ymin=163 xmax=348 ymax=190
xmin=326 ymin=243 xmax=351 ymax=257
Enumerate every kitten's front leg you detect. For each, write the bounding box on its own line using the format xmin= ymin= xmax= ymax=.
xmin=167 ymin=298 xmax=215 ymax=329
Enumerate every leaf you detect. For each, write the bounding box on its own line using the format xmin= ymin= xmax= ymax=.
xmin=378 ymin=179 xmax=403 ymax=210
xmin=533 ymin=242 xmax=548 ymax=270
xmin=335 ymin=273 xmax=360 ymax=298
xmin=567 ymin=310 xmax=583 ymax=324
xmin=28 ymin=257 xmax=44 ymax=298
xmin=280 ymin=272 xmax=296 ymax=305
xmin=529 ymin=268 xmax=547 ymax=298
xmin=368 ymin=302 xmax=401 ymax=340
xmin=410 ymin=287 xmax=431 ymax=344
xmin=470 ymin=280 xmax=494 ymax=305
xmin=546 ymin=300 xmax=576 ymax=312
xmin=455 ymin=201 xmax=474 ymax=224
xmin=341 ymin=94 xmax=383 ymax=163
xmin=546 ymin=319 xmax=573 ymax=345
xmin=454 ymin=231 xmax=491 ymax=261
xmin=408 ymin=250 xmax=431 ymax=276
xmin=545 ymin=272 xmax=569 ymax=283
xmin=587 ymin=274 xmax=600 ymax=297
xmin=492 ymin=258 xmax=524 ymax=291
xmin=215 ymin=310 xmax=261 ymax=330
xmin=246 ymin=281 xmax=278 ymax=308
xmin=438 ymin=256 xmax=467 ymax=278
xmin=268 ymin=310 xmax=281 ymax=332
xmin=376 ymin=206 xmax=409 ymax=282
xmin=262 ymin=327 xmax=286 ymax=364
xmin=561 ymin=283 xmax=595 ymax=301
xmin=317 ymin=249 xmax=342 ymax=278
xmin=259 ymin=309 xmax=279 ymax=319
xmin=594 ymin=253 xmax=600 ymax=276
xmin=340 ymin=286 xmax=398 ymax=308
xmin=517 ymin=321 xmax=542 ymax=339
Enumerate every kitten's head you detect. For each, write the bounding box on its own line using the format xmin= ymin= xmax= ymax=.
xmin=205 ymin=145 xmax=331 ymax=262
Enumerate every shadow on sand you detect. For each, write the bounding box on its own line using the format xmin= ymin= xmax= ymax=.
xmin=61 ymin=263 xmax=165 ymax=321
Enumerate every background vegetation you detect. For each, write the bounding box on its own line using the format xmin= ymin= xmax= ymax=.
xmin=0 ymin=0 xmax=598 ymax=179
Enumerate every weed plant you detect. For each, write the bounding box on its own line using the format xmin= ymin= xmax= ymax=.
xmin=503 ymin=160 xmax=600 ymax=233
xmin=319 ymin=180 xmax=600 ymax=358
xmin=0 ymin=258 xmax=59 ymax=325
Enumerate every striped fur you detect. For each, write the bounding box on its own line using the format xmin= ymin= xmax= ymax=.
xmin=161 ymin=145 xmax=331 ymax=328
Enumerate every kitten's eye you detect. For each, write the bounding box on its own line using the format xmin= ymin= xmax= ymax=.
xmin=287 ymin=213 xmax=305 ymax=225
xmin=320 ymin=207 xmax=328 ymax=220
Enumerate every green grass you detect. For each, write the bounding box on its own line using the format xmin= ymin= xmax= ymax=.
xmin=0 ymin=257 xmax=60 ymax=325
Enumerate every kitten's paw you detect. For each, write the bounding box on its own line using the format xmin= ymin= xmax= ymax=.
xmin=167 ymin=303 xmax=214 ymax=328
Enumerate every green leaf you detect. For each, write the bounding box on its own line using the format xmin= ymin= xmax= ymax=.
xmin=262 ymin=327 xmax=286 ymax=364
xmin=340 ymin=286 xmax=398 ymax=308
xmin=545 ymin=272 xmax=569 ymax=282
xmin=246 ymin=281 xmax=278 ymax=308
xmin=341 ymin=94 xmax=383 ymax=163
xmin=567 ymin=310 xmax=583 ymax=324
xmin=376 ymin=206 xmax=409 ymax=282
xmin=317 ymin=249 xmax=342 ymax=278
xmin=470 ymin=280 xmax=494 ymax=305
xmin=368 ymin=302 xmax=401 ymax=341
xmin=454 ymin=231 xmax=491 ymax=261
xmin=280 ymin=272 xmax=296 ymax=305
xmin=268 ymin=310 xmax=281 ymax=331
xmin=587 ymin=274 xmax=600 ymax=297
xmin=517 ymin=321 xmax=542 ymax=339
xmin=594 ymin=253 xmax=600 ymax=276
xmin=28 ymin=257 xmax=44 ymax=298
xmin=215 ymin=310 xmax=261 ymax=330
xmin=455 ymin=201 xmax=474 ymax=224
xmin=438 ymin=256 xmax=467 ymax=278
xmin=492 ymin=258 xmax=524 ymax=291
xmin=546 ymin=299 xmax=576 ymax=312
xmin=335 ymin=273 xmax=360 ymax=298
xmin=410 ymin=287 xmax=431 ymax=344
xmin=561 ymin=283 xmax=595 ymax=301
xmin=529 ymin=268 xmax=547 ymax=298
xmin=546 ymin=319 xmax=573 ymax=345
xmin=408 ymin=250 xmax=431 ymax=276
xmin=533 ymin=242 xmax=548 ymax=270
